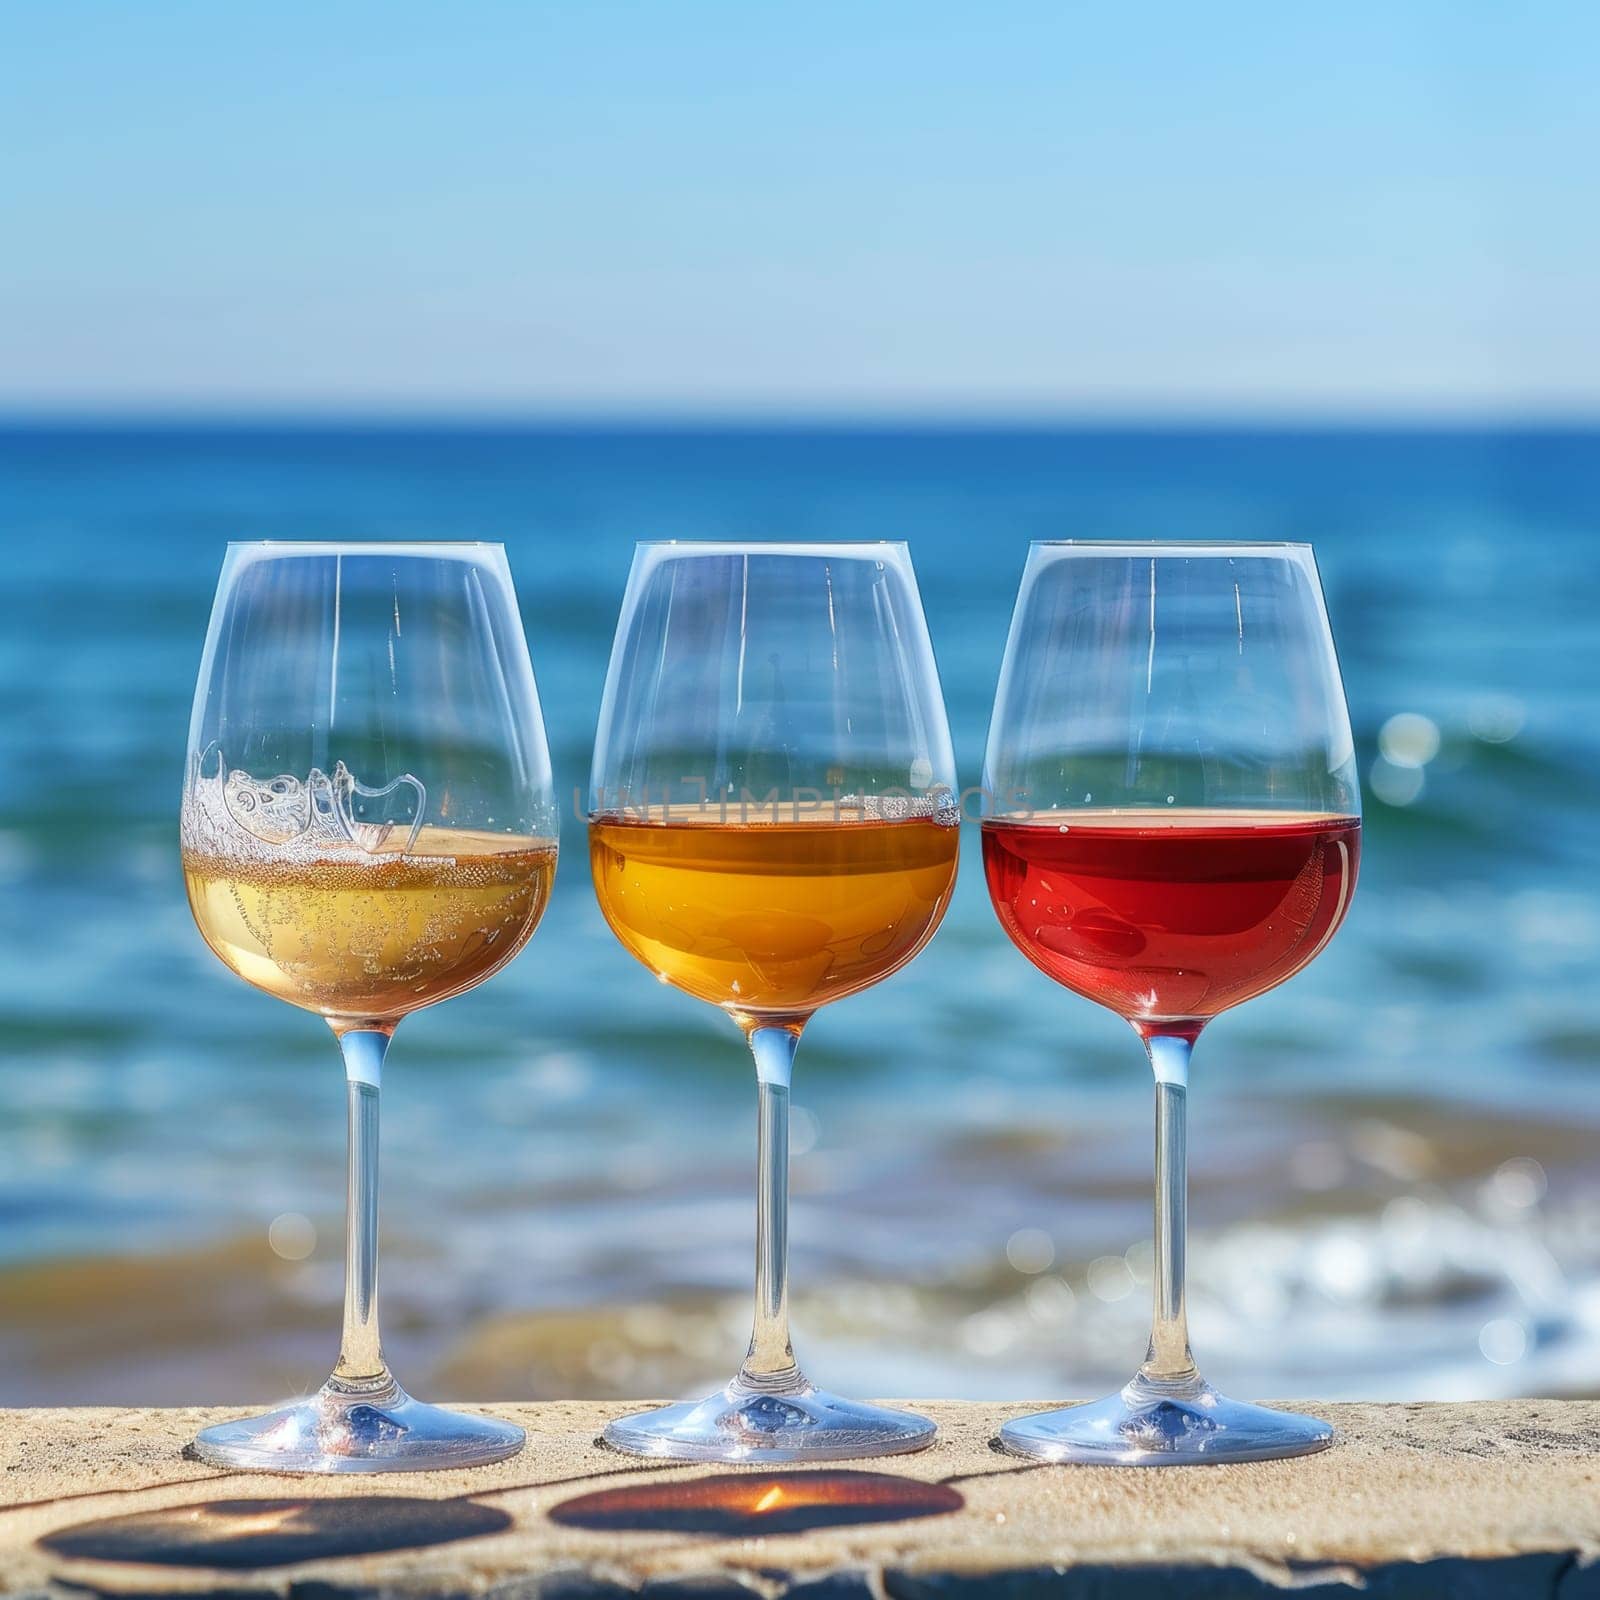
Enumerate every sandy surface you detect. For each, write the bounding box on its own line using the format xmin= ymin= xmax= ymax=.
xmin=3 ymin=1401 xmax=1600 ymax=1596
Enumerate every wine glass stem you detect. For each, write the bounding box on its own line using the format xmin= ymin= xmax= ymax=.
xmin=739 ymin=1025 xmax=802 ymax=1393
xmin=333 ymin=1028 xmax=393 ymax=1390
xmin=1140 ymin=1033 xmax=1198 ymax=1391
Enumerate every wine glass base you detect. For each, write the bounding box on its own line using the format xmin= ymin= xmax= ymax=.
xmin=603 ymin=1381 xmax=937 ymax=1464
xmin=190 ymin=1378 xmax=525 ymax=1474
xmin=999 ymin=1379 xmax=1335 ymax=1466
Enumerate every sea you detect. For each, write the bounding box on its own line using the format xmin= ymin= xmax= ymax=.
xmin=1 ymin=423 xmax=1597 ymax=1407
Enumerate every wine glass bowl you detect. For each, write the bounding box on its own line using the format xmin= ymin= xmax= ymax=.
xmin=180 ymin=542 xmax=557 ymax=1472
xmin=589 ymin=542 xmax=958 ymax=1461
xmin=982 ymin=541 xmax=1360 ymax=1464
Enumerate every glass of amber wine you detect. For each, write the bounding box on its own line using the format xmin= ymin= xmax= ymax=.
xmin=181 ymin=543 xmax=558 ymax=1472
xmin=590 ymin=542 xmax=960 ymax=1462
xmin=983 ymin=542 xmax=1361 ymax=1464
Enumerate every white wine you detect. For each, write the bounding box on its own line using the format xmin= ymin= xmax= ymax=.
xmin=183 ymin=825 xmax=557 ymax=1027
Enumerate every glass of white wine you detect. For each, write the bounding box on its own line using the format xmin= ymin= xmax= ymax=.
xmin=180 ymin=542 xmax=558 ymax=1473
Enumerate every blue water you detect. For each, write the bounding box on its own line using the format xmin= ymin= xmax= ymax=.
xmin=1 ymin=424 xmax=1598 ymax=1406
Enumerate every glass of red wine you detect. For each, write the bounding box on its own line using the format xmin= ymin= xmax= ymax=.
xmin=982 ymin=542 xmax=1361 ymax=1464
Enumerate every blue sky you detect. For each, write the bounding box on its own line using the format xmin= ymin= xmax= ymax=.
xmin=3 ymin=1 xmax=1595 ymax=415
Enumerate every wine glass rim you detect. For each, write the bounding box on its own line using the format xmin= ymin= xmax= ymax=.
xmin=225 ymin=540 xmax=505 ymax=551
xmin=635 ymin=539 xmax=909 ymax=551
xmin=1031 ymin=539 xmax=1314 ymax=551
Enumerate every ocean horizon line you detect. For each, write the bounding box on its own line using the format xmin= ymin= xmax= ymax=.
xmin=3 ymin=409 xmax=1600 ymax=437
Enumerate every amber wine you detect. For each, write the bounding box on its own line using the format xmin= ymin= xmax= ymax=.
xmin=182 ymin=826 xmax=557 ymax=1026
xmin=589 ymin=807 xmax=959 ymax=1020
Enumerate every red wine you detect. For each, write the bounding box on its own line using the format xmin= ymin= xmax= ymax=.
xmin=982 ymin=810 xmax=1360 ymax=1039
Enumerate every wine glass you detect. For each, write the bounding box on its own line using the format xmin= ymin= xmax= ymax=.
xmin=180 ymin=542 xmax=558 ymax=1472
xmin=982 ymin=541 xmax=1360 ymax=1464
xmin=589 ymin=541 xmax=960 ymax=1461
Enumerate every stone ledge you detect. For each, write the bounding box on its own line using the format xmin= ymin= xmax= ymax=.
xmin=2 ymin=1402 xmax=1599 ymax=1597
